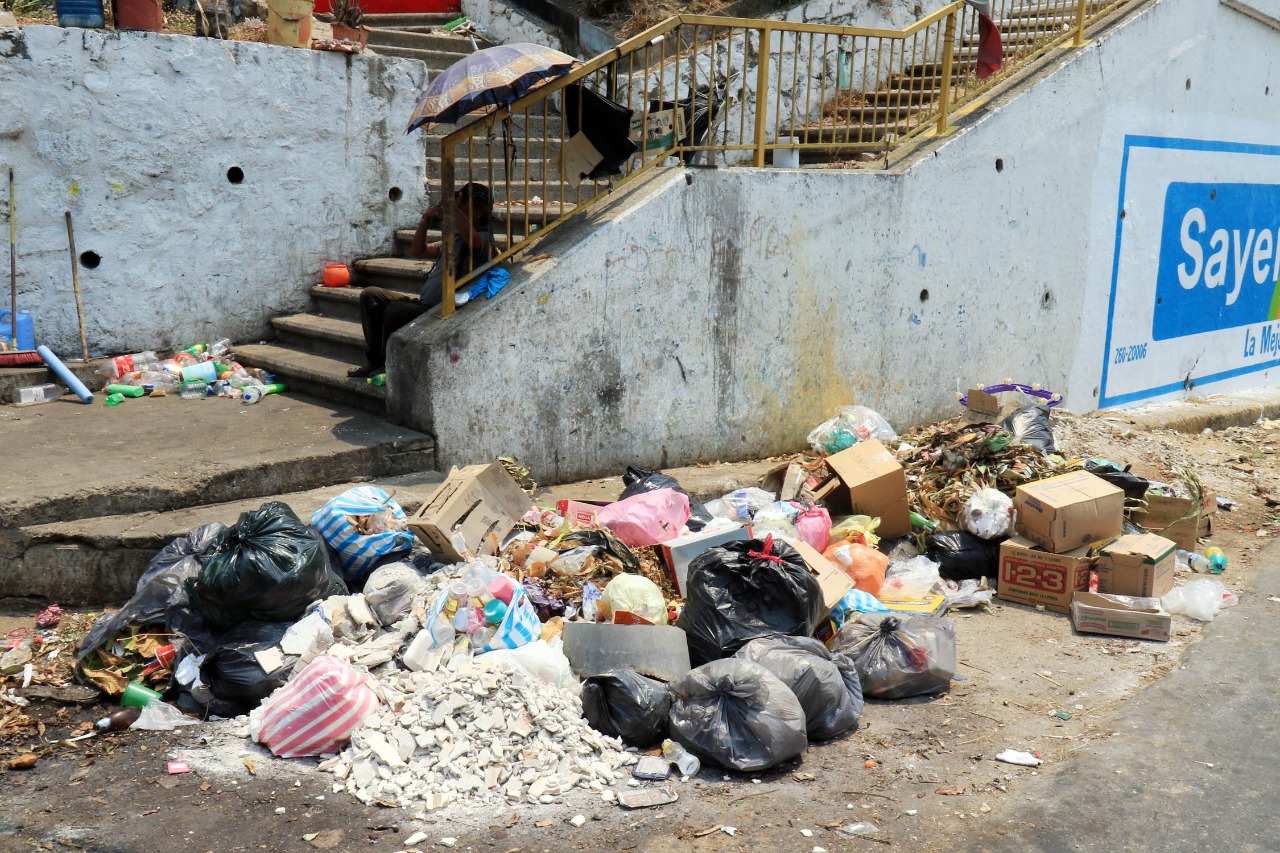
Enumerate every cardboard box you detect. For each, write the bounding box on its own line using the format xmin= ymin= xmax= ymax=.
xmin=820 ymin=439 xmax=911 ymax=538
xmin=1096 ymin=533 xmax=1176 ymax=598
xmin=876 ymin=593 xmax=947 ymax=617
xmin=556 ymin=499 xmax=609 ymax=528
xmin=408 ymin=462 xmax=534 ymax=562
xmin=1013 ymin=470 xmax=1125 ymax=553
xmin=660 ymin=524 xmax=751 ymax=596
xmin=1134 ymin=490 xmax=1217 ymax=552
xmin=1070 ymin=592 xmax=1172 ymax=642
xmin=997 ymin=536 xmax=1095 ymax=613
xmin=780 ymin=536 xmax=855 ymax=617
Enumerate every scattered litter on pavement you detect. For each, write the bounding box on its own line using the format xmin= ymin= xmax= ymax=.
xmin=994 ymin=749 xmax=1043 ymax=767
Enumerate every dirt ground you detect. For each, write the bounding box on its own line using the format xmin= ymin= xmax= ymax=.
xmin=2 ymin=408 xmax=1277 ymax=853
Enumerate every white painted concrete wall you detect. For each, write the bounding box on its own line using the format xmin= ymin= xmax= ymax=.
xmin=461 ymin=0 xmax=565 ymax=52
xmin=390 ymin=0 xmax=1280 ymax=482
xmin=0 ymin=26 xmax=427 ymax=357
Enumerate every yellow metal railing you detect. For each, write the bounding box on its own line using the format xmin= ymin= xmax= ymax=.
xmin=437 ymin=0 xmax=1132 ymax=315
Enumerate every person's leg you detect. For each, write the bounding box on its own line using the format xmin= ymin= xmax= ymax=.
xmin=351 ymin=287 xmax=411 ymax=376
xmin=378 ymin=300 xmax=433 ymax=368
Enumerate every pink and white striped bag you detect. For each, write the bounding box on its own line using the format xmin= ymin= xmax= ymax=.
xmin=250 ymin=655 xmax=379 ymax=758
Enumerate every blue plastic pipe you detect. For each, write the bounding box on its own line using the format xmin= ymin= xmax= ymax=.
xmin=37 ymin=345 xmax=93 ymax=404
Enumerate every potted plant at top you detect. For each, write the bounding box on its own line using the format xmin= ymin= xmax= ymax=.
xmin=330 ymin=0 xmax=369 ymax=48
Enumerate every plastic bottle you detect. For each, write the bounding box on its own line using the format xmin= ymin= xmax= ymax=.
xmin=102 ymin=351 xmax=159 ymax=380
xmin=1176 ymin=549 xmax=1212 ymax=573
xmin=13 ymin=383 xmax=61 ymax=406
xmin=181 ymin=343 xmax=208 ymax=358
xmin=179 ymin=380 xmax=209 ymax=399
xmin=662 ymin=739 xmax=701 ymax=776
xmin=209 ymin=338 xmax=233 ymax=358
xmin=104 ymin=392 xmax=125 ymax=406
xmin=1204 ymin=547 xmax=1228 ymax=574
xmin=95 ymin=707 xmax=141 ymax=732
xmin=139 ymin=370 xmax=179 ymax=390
xmin=106 ymin=384 xmax=145 ymax=398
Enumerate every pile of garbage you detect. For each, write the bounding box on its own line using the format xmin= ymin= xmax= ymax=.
xmin=94 ymin=341 xmax=284 ymax=405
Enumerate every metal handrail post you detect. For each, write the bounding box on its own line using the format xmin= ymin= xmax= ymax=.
xmin=935 ymin=11 xmax=957 ymax=133
xmin=439 ymin=141 xmax=456 ymax=319
xmin=753 ymin=25 xmax=773 ymax=167
xmin=1073 ymin=0 xmax=1089 ymax=45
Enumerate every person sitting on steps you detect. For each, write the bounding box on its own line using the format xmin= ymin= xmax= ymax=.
xmin=347 ymin=182 xmax=495 ymax=379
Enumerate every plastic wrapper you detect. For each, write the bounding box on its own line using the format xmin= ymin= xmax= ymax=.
xmin=620 ymin=466 xmax=712 ymax=531
xmin=960 ymin=488 xmax=1014 ymax=540
xmin=708 ymin=487 xmax=777 ymax=523
xmin=599 ymin=574 xmax=669 ymax=624
xmin=1001 ymin=404 xmax=1056 ymax=454
xmin=925 ymin=531 xmax=1002 ymax=581
xmin=597 ymin=488 xmax=691 ymax=548
xmin=824 ymin=541 xmax=889 ymax=595
xmin=132 ymin=701 xmax=198 ymax=731
xmin=362 ymin=562 xmax=430 ymax=625
xmin=309 ymin=486 xmax=415 ymax=587
xmin=829 ymin=515 xmax=881 ymax=548
xmin=750 ymin=500 xmax=801 ymax=540
xmin=1162 ymin=579 xmax=1231 ymax=621
xmin=832 ymin=613 xmax=957 ymax=699
xmin=793 ymin=504 xmax=832 ymax=552
xmin=881 ymin=555 xmax=942 ymax=598
xmin=677 ymin=537 xmax=824 ymax=666
xmin=940 ymin=579 xmax=995 ymax=610
xmin=735 ymin=636 xmax=863 ymax=739
xmin=200 ymin=621 xmax=298 ymax=710
xmin=187 ymin=502 xmax=346 ymax=630
xmin=807 ymin=405 xmax=897 ymax=455
xmin=581 ymin=669 xmax=673 ymax=747
xmin=668 ymin=659 xmax=808 ymax=771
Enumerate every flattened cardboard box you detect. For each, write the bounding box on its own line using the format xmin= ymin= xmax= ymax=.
xmin=1013 ymin=470 xmax=1125 ymax=553
xmin=1095 ymin=533 xmax=1176 ymax=599
xmin=779 ymin=536 xmax=855 ymax=617
xmin=1071 ymin=592 xmax=1171 ymax=642
xmin=820 ymin=439 xmax=911 ymax=538
xmin=997 ymin=536 xmax=1094 ymax=614
xmin=409 ymin=462 xmax=534 ymax=562
xmin=660 ymin=524 xmax=751 ymax=597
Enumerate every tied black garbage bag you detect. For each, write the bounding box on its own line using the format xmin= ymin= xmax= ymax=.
xmin=200 ymin=620 xmax=298 ymax=711
xmin=677 ymin=536 xmax=824 ymax=667
xmin=1002 ymin=404 xmax=1056 ymax=455
xmin=735 ymin=636 xmax=864 ymax=740
xmin=620 ymin=466 xmax=712 ymax=532
xmin=186 ymin=502 xmax=346 ymax=630
xmin=77 ymin=522 xmax=227 ymax=672
xmin=832 ymin=613 xmax=957 ymax=700
xmin=581 ymin=669 xmax=673 ymax=747
xmin=1085 ymin=460 xmax=1150 ymax=502
xmin=667 ymin=659 xmax=808 ymax=772
xmin=925 ymin=531 xmax=1002 ymax=582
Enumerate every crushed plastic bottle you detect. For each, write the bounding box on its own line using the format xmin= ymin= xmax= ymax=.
xmin=12 ymin=383 xmax=60 ymax=406
xmin=179 ymin=380 xmax=209 ymax=399
xmin=661 ymin=739 xmax=701 ymax=776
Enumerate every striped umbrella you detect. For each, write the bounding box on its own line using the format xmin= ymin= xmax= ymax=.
xmin=406 ymin=43 xmax=578 ymax=133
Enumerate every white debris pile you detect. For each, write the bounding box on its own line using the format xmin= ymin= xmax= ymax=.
xmin=321 ymin=652 xmax=635 ymax=811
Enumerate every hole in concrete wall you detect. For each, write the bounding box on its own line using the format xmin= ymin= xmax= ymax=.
xmin=1093 ymin=386 xmax=1099 ymax=397
xmin=388 ymin=187 xmax=403 ymax=202
xmin=1185 ymin=78 xmax=1192 ymax=90
xmin=1120 ymin=208 xmax=1126 ymax=219
xmin=79 ymin=251 xmax=100 ymax=269
xmin=1042 ymin=290 xmax=1053 ymax=306
xmin=995 ymin=158 xmax=1004 ymax=173
xmin=1211 ymin=188 xmax=1217 ymax=201
xmin=1267 ymin=86 xmax=1272 ymax=96
xmin=226 ymin=166 xmax=244 ymax=184
xmin=919 ymin=288 xmax=930 ymax=303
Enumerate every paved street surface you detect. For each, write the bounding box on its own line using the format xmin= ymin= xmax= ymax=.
xmin=959 ymin=541 xmax=1280 ymax=853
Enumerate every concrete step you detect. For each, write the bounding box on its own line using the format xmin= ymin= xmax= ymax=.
xmin=790 ymin=115 xmax=922 ymax=144
xmin=271 ymin=312 xmax=367 ymax=362
xmin=795 ymin=142 xmax=899 ymax=163
xmin=353 ymin=256 xmax=437 ymax=292
xmin=7 ymin=471 xmax=445 ymax=605
xmin=368 ymin=44 xmax=469 ymax=70
xmin=363 ymin=12 xmax=460 ymax=27
xmin=426 ymin=177 xmax=580 ymax=203
xmin=311 ymin=284 xmax=365 ymax=323
xmin=865 ymin=87 xmax=940 ymax=107
xmin=427 ymin=156 xmax=563 ymax=184
xmin=0 ymin=360 xmax=102 ymax=408
xmin=365 ymin=27 xmax=474 ymax=52
xmin=235 ymin=343 xmax=386 ymax=414
xmin=1000 ymin=2 xmax=1107 ymax=22
xmin=425 ymin=137 xmax=558 ymax=166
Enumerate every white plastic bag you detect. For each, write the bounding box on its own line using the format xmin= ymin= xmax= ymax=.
xmin=1162 ymin=579 xmax=1230 ymax=622
xmin=710 ymin=488 xmax=776 ymax=523
xmin=960 ymin=489 xmax=1014 ymax=540
xmin=132 ymin=701 xmax=199 ymax=731
xmin=881 ymin=555 xmax=942 ymax=598
xmin=479 ymin=638 xmax=578 ymax=692
xmin=599 ymin=574 xmax=669 ymax=624
xmin=750 ymin=501 xmax=801 ymax=540
xmin=807 ymin=406 xmax=897 ymax=455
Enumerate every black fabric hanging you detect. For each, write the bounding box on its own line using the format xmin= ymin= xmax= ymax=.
xmin=564 ymin=84 xmax=638 ymax=180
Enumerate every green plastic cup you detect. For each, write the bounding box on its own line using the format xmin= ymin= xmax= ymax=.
xmin=121 ymin=681 xmax=162 ymax=708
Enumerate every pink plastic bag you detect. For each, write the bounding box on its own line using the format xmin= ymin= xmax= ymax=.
xmin=249 ymin=655 xmax=380 ymax=758
xmin=793 ymin=504 xmax=832 ymax=553
xmin=597 ymin=488 xmax=691 ymax=548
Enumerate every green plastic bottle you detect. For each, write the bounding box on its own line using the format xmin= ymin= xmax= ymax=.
xmin=105 ymin=384 xmax=145 ymax=398
xmin=104 ymin=392 xmax=125 ymax=406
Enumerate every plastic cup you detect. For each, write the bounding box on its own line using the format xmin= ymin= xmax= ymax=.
xmin=121 ymin=681 xmax=162 ymax=708
xmin=489 ymin=575 xmax=515 ymax=605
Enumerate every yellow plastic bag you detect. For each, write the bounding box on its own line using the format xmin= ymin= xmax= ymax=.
xmin=829 ymin=515 xmax=881 ymax=548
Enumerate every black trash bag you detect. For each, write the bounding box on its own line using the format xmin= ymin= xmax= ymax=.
xmin=677 ymin=537 xmax=824 ymax=667
xmin=1085 ymin=460 xmax=1150 ymax=502
xmin=581 ymin=669 xmax=672 ymax=747
xmin=620 ymin=466 xmax=712 ymax=532
xmin=735 ymin=636 xmax=863 ymax=740
xmin=186 ymin=502 xmax=346 ymax=630
xmin=668 ymin=659 xmax=808 ymax=772
xmin=200 ymin=620 xmax=298 ymax=711
xmin=558 ymin=529 xmax=642 ymax=575
xmin=832 ymin=613 xmax=957 ymax=699
xmin=925 ymin=531 xmax=1002 ymax=582
xmin=77 ymin=522 xmax=227 ymax=672
xmin=1001 ymin=404 xmax=1056 ymax=454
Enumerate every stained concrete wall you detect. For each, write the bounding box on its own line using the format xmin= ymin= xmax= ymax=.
xmin=0 ymin=26 xmax=427 ymax=357
xmin=388 ymin=0 xmax=1280 ymax=482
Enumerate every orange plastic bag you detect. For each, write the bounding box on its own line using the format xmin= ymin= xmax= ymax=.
xmin=824 ymin=541 xmax=889 ymax=596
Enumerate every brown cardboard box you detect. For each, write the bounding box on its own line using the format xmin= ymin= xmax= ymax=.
xmin=820 ymin=439 xmax=911 ymax=538
xmin=408 ymin=462 xmax=534 ymax=562
xmin=1134 ymin=490 xmax=1217 ymax=552
xmin=1096 ymin=533 xmax=1176 ymax=598
xmin=997 ymin=536 xmax=1094 ymax=613
xmin=1013 ymin=471 xmax=1125 ymax=553
xmin=779 ymin=536 xmax=854 ymax=617
xmin=1070 ymin=592 xmax=1172 ymax=642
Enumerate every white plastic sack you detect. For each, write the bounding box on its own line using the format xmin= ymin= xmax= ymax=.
xmin=251 ymin=655 xmax=380 ymax=758
xmin=710 ymin=488 xmax=776 ymax=523
xmin=960 ymin=489 xmax=1014 ymax=540
xmin=309 ymin=486 xmax=415 ymax=585
xmin=132 ymin=701 xmax=199 ymax=731
xmin=362 ymin=562 xmax=428 ymax=625
xmin=599 ymin=574 xmax=669 ymax=624
xmin=1162 ymin=579 xmax=1231 ymax=622
xmin=750 ymin=501 xmax=801 ymax=540
xmin=881 ymin=555 xmax=942 ymax=598
xmin=479 ymin=638 xmax=578 ymax=692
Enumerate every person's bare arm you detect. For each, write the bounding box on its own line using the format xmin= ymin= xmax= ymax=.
xmin=452 ymin=206 xmax=488 ymax=250
xmin=410 ymin=205 xmax=443 ymax=259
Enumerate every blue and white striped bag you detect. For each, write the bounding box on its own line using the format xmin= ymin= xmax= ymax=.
xmin=423 ymin=582 xmax=542 ymax=652
xmin=310 ymin=487 xmax=415 ymax=585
